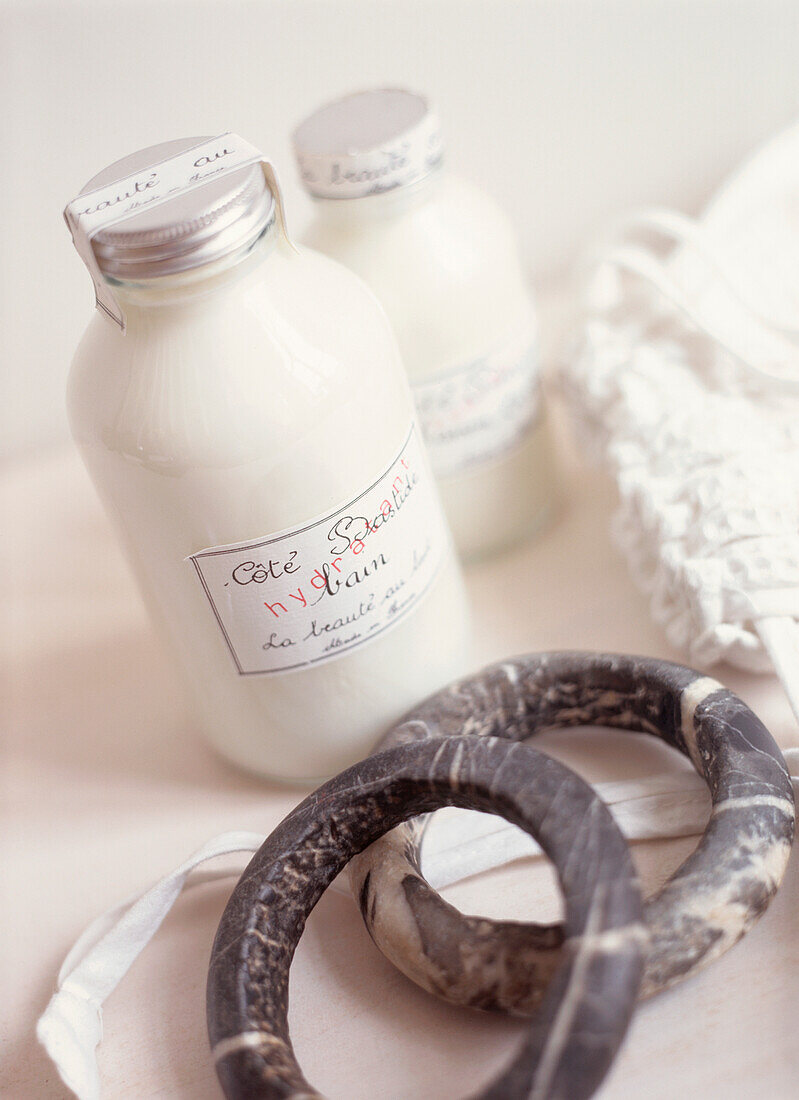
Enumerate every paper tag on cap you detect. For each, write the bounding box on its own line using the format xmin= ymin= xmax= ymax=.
xmin=295 ymin=103 xmax=443 ymax=200
xmin=63 ymin=133 xmax=292 ymax=333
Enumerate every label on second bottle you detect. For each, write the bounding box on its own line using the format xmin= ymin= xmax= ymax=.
xmin=413 ymin=326 xmax=541 ymax=479
xmin=188 ymin=426 xmax=446 ymax=675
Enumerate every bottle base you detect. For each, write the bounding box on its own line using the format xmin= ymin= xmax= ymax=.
xmin=440 ymin=416 xmax=560 ymax=563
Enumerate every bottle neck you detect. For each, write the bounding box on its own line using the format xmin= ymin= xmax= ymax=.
xmin=308 ymin=166 xmax=443 ymax=227
xmin=106 ymin=217 xmax=279 ymax=313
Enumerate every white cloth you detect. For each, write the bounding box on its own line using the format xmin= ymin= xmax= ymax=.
xmin=561 ymin=121 xmax=799 ymax=675
xmin=37 ymin=753 xmax=799 ymax=1100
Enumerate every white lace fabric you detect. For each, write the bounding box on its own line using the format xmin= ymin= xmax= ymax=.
xmin=562 ymin=122 xmax=799 ymax=678
xmin=564 ymin=308 xmax=799 ymax=671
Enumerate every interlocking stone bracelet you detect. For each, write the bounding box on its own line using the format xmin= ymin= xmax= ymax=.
xmin=349 ymin=652 xmax=795 ymax=1015
xmin=207 ymin=736 xmax=646 ymax=1100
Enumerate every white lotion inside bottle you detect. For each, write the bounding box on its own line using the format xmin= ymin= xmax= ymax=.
xmin=66 ymin=135 xmax=470 ymax=782
xmin=295 ymin=90 xmax=558 ymax=561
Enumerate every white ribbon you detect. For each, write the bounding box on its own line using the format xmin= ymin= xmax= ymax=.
xmin=36 ymin=831 xmax=264 ymax=1100
xmin=38 ymin=754 xmax=799 ymax=1100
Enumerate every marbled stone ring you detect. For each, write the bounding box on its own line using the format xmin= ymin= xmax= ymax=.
xmin=349 ymin=652 xmax=795 ymax=1015
xmin=207 ymin=736 xmax=646 ymax=1100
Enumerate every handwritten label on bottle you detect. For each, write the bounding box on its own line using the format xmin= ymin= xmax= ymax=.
xmin=188 ymin=427 xmax=445 ymax=675
xmin=295 ymin=97 xmax=443 ymax=200
xmin=413 ymin=327 xmax=541 ymax=479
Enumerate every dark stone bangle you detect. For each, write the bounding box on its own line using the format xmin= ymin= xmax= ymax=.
xmin=207 ymin=736 xmax=645 ymax=1100
xmin=349 ymin=652 xmax=795 ymax=1015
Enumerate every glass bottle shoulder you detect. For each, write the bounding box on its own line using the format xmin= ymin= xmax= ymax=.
xmin=67 ymin=242 xmax=412 ymax=471
xmin=302 ymin=172 xmax=534 ymax=379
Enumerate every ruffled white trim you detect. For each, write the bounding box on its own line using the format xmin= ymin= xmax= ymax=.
xmin=561 ymin=202 xmax=799 ymax=673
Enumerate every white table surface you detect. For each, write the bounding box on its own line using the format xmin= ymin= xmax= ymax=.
xmin=4 ymin=410 xmax=798 ymax=1099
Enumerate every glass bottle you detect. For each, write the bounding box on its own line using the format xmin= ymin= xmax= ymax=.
xmin=294 ymin=89 xmax=558 ymax=561
xmin=65 ymin=135 xmax=469 ymax=783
